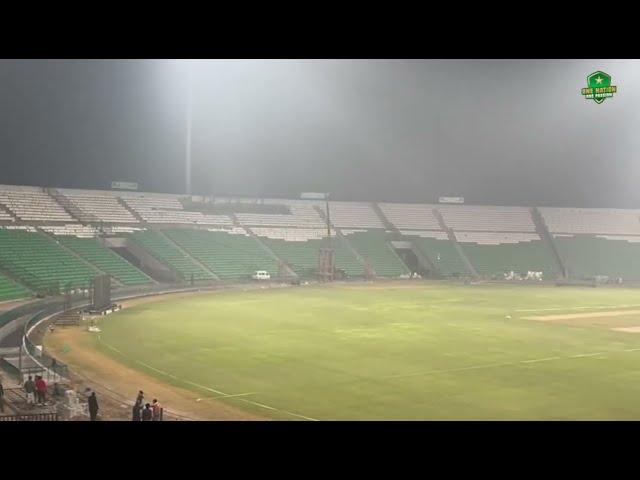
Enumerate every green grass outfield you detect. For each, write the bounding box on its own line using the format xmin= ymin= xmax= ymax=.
xmin=96 ymin=283 xmax=640 ymax=420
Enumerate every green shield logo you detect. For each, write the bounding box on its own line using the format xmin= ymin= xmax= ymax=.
xmin=581 ymin=71 xmax=617 ymax=104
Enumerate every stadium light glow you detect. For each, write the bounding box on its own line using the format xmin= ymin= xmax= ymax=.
xmin=185 ymin=60 xmax=194 ymax=195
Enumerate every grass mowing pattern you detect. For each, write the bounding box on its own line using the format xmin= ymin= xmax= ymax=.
xmin=97 ymin=283 xmax=640 ymax=419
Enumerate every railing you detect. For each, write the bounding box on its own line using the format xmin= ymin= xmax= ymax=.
xmin=0 ymin=412 xmax=58 ymax=421
xmin=0 ymin=356 xmax=20 ymax=378
xmin=23 ymin=309 xmax=70 ymax=379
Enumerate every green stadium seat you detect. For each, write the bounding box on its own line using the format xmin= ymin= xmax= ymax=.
xmin=57 ymin=236 xmax=152 ymax=286
xmin=554 ymin=235 xmax=640 ymax=280
xmin=164 ymin=229 xmax=277 ymax=280
xmin=0 ymin=272 xmax=30 ymax=301
xmin=130 ymin=230 xmax=215 ymax=281
xmin=343 ymin=230 xmax=410 ymax=277
xmin=0 ymin=229 xmax=99 ymax=292
xmin=258 ymin=236 xmax=363 ymax=278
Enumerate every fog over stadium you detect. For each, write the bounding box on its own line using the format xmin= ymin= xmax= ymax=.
xmin=6 ymin=59 xmax=640 ymax=422
xmin=1 ymin=59 xmax=639 ymax=207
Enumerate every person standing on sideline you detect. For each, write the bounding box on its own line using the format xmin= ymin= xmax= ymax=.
xmin=24 ymin=376 xmax=36 ymax=406
xmin=88 ymin=392 xmax=99 ymax=421
xmin=142 ymin=403 xmax=153 ymax=421
xmin=136 ymin=390 xmax=144 ymax=406
xmin=132 ymin=400 xmax=142 ymax=421
xmin=35 ymin=376 xmax=47 ymax=405
xmin=152 ymin=399 xmax=162 ymax=421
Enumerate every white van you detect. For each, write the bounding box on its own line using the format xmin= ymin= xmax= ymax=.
xmin=252 ymin=270 xmax=271 ymax=280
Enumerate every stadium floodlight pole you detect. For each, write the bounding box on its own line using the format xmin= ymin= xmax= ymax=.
xmin=185 ymin=61 xmax=194 ymax=195
xmin=325 ymin=193 xmax=331 ymax=248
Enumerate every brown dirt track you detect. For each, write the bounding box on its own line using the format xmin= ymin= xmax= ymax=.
xmin=523 ymin=309 xmax=640 ymax=332
xmin=42 ymin=291 xmax=265 ymax=421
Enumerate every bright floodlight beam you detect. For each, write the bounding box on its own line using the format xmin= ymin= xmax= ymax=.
xmin=185 ymin=61 xmax=193 ymax=195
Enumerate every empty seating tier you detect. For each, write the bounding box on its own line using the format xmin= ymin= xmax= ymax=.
xmin=457 ymin=233 xmax=559 ymax=279
xmin=237 ymin=201 xmax=325 ymax=228
xmin=343 ymin=230 xmax=410 ymax=277
xmin=129 ymin=230 xmax=215 ymax=281
xmin=61 ymin=192 xmax=138 ymax=224
xmin=41 ymin=224 xmax=98 ymax=237
xmin=540 ymin=208 xmax=640 ymax=235
xmin=0 ymin=186 xmax=74 ymax=222
xmin=253 ymin=228 xmax=362 ymax=277
xmin=123 ymin=195 xmax=233 ymax=225
xmin=438 ymin=205 xmax=536 ymax=232
xmin=57 ymin=236 xmax=152 ymax=285
xmin=402 ymin=234 xmax=469 ymax=276
xmin=0 ymin=228 xmax=99 ymax=292
xmin=164 ymin=229 xmax=278 ymax=280
xmin=553 ymin=235 xmax=640 ymax=280
xmin=379 ymin=203 xmax=442 ymax=230
xmin=328 ymin=202 xmax=385 ymax=229
xmin=0 ymin=272 xmax=30 ymax=302
xmin=0 ymin=207 xmax=15 ymax=222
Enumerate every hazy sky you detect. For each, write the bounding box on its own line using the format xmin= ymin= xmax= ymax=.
xmin=0 ymin=59 xmax=638 ymax=207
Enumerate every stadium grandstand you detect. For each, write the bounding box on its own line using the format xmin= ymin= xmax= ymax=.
xmin=2 ymin=182 xmax=640 ymax=304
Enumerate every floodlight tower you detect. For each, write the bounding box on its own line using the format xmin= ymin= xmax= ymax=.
xmin=185 ymin=61 xmax=194 ymax=195
xmin=324 ymin=193 xmax=332 ymax=249
xmin=301 ymin=192 xmax=335 ymax=281
xmin=319 ymin=193 xmax=335 ymax=281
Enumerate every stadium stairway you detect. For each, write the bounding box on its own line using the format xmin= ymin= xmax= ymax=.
xmin=163 ymin=228 xmax=279 ymax=280
xmin=333 ymin=229 xmax=368 ymax=270
xmin=37 ymin=228 xmax=123 ymax=286
xmin=531 ymin=207 xmax=567 ymax=277
xmin=156 ymin=229 xmax=219 ymax=280
xmin=56 ymin=236 xmax=155 ymax=286
xmin=0 ymin=270 xmax=31 ymax=302
xmin=371 ymin=202 xmax=400 ymax=235
xmin=0 ymin=203 xmax=16 ymax=222
xmin=432 ymin=208 xmax=479 ymax=278
xmin=255 ymin=231 xmax=364 ymax=278
xmin=117 ymin=197 xmax=145 ymax=223
xmin=342 ymin=230 xmax=410 ymax=277
xmin=402 ymin=234 xmax=470 ymax=277
xmin=241 ymin=226 xmax=298 ymax=278
xmin=128 ymin=230 xmax=216 ymax=282
xmin=313 ymin=205 xmax=368 ymax=273
xmin=0 ymin=229 xmax=101 ymax=292
xmin=48 ymin=188 xmax=86 ymax=223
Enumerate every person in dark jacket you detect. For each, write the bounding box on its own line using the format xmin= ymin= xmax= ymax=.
xmin=152 ymin=399 xmax=162 ymax=421
xmin=24 ymin=376 xmax=36 ymax=405
xmin=132 ymin=399 xmax=142 ymax=421
xmin=88 ymin=392 xmax=99 ymax=421
xmin=141 ymin=403 xmax=153 ymax=421
xmin=0 ymin=377 xmax=4 ymax=413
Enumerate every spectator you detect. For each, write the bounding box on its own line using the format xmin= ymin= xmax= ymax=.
xmin=0 ymin=376 xmax=4 ymax=413
xmin=53 ymin=382 xmax=62 ymax=398
xmin=132 ymin=400 xmax=142 ymax=421
xmin=88 ymin=392 xmax=99 ymax=421
xmin=152 ymin=399 xmax=162 ymax=421
xmin=24 ymin=375 xmax=35 ymax=406
xmin=35 ymin=376 xmax=47 ymax=405
xmin=136 ymin=390 xmax=144 ymax=405
xmin=141 ymin=403 xmax=153 ymax=421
